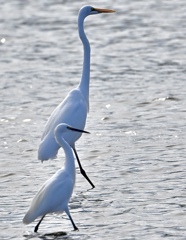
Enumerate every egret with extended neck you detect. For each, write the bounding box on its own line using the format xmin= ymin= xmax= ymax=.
xmin=38 ymin=6 xmax=115 ymax=188
xmin=23 ymin=123 xmax=90 ymax=232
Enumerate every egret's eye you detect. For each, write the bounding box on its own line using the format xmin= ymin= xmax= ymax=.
xmin=91 ymin=7 xmax=95 ymax=11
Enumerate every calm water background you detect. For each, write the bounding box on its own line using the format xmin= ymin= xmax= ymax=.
xmin=1 ymin=0 xmax=186 ymax=239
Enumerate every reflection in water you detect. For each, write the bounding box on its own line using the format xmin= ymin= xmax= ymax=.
xmin=23 ymin=231 xmax=68 ymax=240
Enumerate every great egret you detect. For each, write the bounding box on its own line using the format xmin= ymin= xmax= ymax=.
xmin=38 ymin=6 xmax=115 ymax=188
xmin=23 ymin=123 xmax=90 ymax=232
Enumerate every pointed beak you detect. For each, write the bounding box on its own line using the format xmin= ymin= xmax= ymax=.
xmin=94 ymin=8 xmax=115 ymax=13
xmin=67 ymin=126 xmax=90 ymax=134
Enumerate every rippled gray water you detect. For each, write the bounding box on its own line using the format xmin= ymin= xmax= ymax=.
xmin=1 ymin=0 xmax=186 ymax=239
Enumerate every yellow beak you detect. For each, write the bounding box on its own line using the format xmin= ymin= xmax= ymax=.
xmin=94 ymin=8 xmax=115 ymax=13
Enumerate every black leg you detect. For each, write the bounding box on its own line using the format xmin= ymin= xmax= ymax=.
xmin=69 ymin=214 xmax=78 ymax=231
xmin=34 ymin=215 xmax=45 ymax=233
xmin=67 ymin=212 xmax=78 ymax=231
xmin=72 ymin=147 xmax=95 ymax=189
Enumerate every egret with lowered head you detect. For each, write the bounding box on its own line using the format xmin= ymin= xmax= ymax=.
xmin=23 ymin=123 xmax=90 ymax=232
xmin=38 ymin=6 xmax=115 ymax=188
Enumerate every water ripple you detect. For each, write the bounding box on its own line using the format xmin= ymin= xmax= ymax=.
xmin=1 ymin=0 xmax=186 ymax=239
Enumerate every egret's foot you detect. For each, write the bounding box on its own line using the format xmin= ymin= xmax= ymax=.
xmin=73 ymin=226 xmax=79 ymax=231
xmin=34 ymin=226 xmax=38 ymax=233
xmin=80 ymin=168 xmax=95 ymax=189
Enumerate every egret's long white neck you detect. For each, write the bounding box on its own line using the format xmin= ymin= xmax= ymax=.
xmin=55 ymin=134 xmax=75 ymax=177
xmin=78 ymin=11 xmax=91 ymax=109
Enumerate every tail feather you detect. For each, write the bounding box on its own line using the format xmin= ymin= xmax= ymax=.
xmin=23 ymin=210 xmax=38 ymax=224
xmin=38 ymin=136 xmax=59 ymax=161
xmin=23 ymin=199 xmax=44 ymax=224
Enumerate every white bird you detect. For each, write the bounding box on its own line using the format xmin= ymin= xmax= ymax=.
xmin=23 ymin=123 xmax=90 ymax=232
xmin=38 ymin=6 xmax=115 ymax=188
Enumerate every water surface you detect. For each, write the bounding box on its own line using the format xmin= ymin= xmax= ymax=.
xmin=1 ymin=0 xmax=186 ymax=239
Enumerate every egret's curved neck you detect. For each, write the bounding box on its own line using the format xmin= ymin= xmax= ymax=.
xmin=55 ymin=135 xmax=75 ymax=176
xmin=78 ymin=12 xmax=90 ymax=105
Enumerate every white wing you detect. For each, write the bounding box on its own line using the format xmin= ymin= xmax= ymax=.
xmin=38 ymin=88 xmax=88 ymax=160
xmin=23 ymin=169 xmax=74 ymax=224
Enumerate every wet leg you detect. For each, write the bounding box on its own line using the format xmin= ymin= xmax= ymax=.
xmin=65 ymin=208 xmax=78 ymax=231
xmin=72 ymin=147 xmax=95 ymax=189
xmin=34 ymin=215 xmax=45 ymax=233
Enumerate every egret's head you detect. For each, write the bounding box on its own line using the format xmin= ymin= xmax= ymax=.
xmin=54 ymin=123 xmax=90 ymax=147
xmin=79 ymin=5 xmax=115 ymax=17
xmin=55 ymin=123 xmax=90 ymax=137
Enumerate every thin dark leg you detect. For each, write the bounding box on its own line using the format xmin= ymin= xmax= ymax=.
xmin=34 ymin=215 xmax=45 ymax=233
xmin=69 ymin=214 xmax=78 ymax=231
xmin=72 ymin=147 xmax=95 ymax=189
xmin=65 ymin=208 xmax=79 ymax=231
